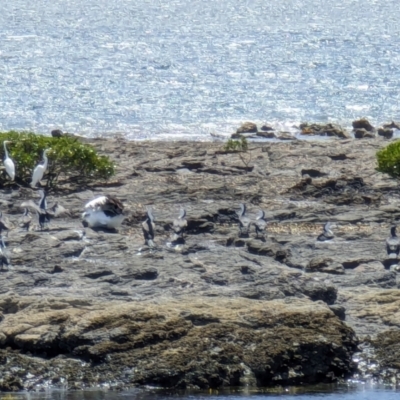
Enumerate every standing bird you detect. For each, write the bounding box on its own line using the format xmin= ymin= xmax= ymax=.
xmin=386 ymin=226 xmax=400 ymax=259
xmin=82 ymin=195 xmax=125 ymax=229
xmin=237 ymin=203 xmax=251 ymax=237
xmin=19 ymin=208 xmax=32 ymax=231
xmin=254 ymin=209 xmax=267 ymax=239
xmin=317 ymin=222 xmax=335 ymax=242
xmin=0 ymin=211 xmax=13 ymax=236
xmin=21 ymin=190 xmax=68 ymax=230
xmin=142 ymin=208 xmax=156 ymax=248
xmin=0 ymin=236 xmax=10 ymax=270
xmin=3 ymin=140 xmax=15 ymax=181
xmin=172 ymin=207 xmax=187 ymax=243
xmin=31 ymin=149 xmax=50 ymax=187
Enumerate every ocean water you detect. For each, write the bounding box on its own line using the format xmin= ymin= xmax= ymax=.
xmin=1 ymin=0 xmax=400 ymax=140
xmin=2 ymin=385 xmax=400 ymax=400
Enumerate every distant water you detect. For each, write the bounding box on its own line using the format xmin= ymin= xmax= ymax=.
xmin=1 ymin=0 xmax=400 ymax=140
xmin=3 ymin=385 xmax=400 ymax=400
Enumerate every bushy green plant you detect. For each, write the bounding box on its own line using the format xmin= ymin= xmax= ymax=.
xmin=376 ymin=141 xmax=400 ymax=179
xmin=223 ymin=137 xmax=249 ymax=153
xmin=0 ymin=131 xmax=115 ymax=187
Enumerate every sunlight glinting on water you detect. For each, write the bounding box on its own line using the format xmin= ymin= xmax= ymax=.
xmin=0 ymin=0 xmax=400 ymax=139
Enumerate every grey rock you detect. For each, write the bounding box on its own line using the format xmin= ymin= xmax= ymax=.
xmin=0 ymin=136 xmax=397 ymax=390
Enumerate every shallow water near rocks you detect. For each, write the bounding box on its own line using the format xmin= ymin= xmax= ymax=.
xmin=3 ymin=385 xmax=400 ymax=400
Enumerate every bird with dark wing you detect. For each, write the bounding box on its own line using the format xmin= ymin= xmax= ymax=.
xmin=21 ymin=190 xmax=69 ymax=230
xmin=254 ymin=209 xmax=267 ymax=239
xmin=386 ymin=225 xmax=400 ymax=259
xmin=317 ymin=222 xmax=335 ymax=242
xmin=142 ymin=208 xmax=156 ymax=248
xmin=0 ymin=236 xmax=10 ymax=270
xmin=82 ymin=195 xmax=125 ymax=229
xmin=237 ymin=203 xmax=251 ymax=237
xmin=172 ymin=207 xmax=187 ymax=243
xmin=19 ymin=208 xmax=32 ymax=231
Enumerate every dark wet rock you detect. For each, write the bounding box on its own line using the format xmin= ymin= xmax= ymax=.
xmin=346 ymin=271 xmax=397 ymax=288
xmin=382 ymin=258 xmax=399 ymax=270
xmin=301 ymin=282 xmax=337 ymax=305
xmin=256 ymin=131 xmax=276 ymax=139
xmin=354 ymin=128 xmax=376 ymax=139
xmin=289 ymin=175 xmax=374 ymax=206
xmin=276 ymin=131 xmax=295 ymax=140
xmin=329 ymin=305 xmax=346 ymax=321
xmin=236 ymin=122 xmax=258 ymax=134
xmin=300 ymin=123 xmax=350 ymax=139
xmin=377 ymin=127 xmax=394 ymax=139
xmin=51 ymin=129 xmax=64 ymax=138
xmin=0 ymin=296 xmax=357 ymax=390
xmin=352 ymin=118 xmax=375 ymax=132
xmin=372 ymin=330 xmax=400 ymax=368
xmin=301 ymin=169 xmax=327 ymax=178
xmin=306 ymin=257 xmax=344 ymax=275
xmin=260 ymin=124 xmax=274 ymax=132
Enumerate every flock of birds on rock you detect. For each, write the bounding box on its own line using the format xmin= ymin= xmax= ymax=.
xmin=2 ymin=140 xmax=400 ymax=269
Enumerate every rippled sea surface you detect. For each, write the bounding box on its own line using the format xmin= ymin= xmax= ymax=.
xmin=2 ymin=385 xmax=400 ymax=400
xmin=1 ymin=0 xmax=400 ymax=139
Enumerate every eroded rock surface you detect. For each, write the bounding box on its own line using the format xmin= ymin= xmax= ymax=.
xmin=0 ymin=136 xmax=400 ymax=390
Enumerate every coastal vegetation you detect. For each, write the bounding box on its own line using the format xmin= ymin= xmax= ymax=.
xmin=223 ymin=137 xmax=252 ymax=171
xmin=0 ymin=131 xmax=115 ymax=188
xmin=223 ymin=136 xmax=249 ymax=152
xmin=376 ymin=140 xmax=400 ymax=179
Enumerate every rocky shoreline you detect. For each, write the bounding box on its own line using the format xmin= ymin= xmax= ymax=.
xmin=1 ymin=133 xmax=400 ymax=391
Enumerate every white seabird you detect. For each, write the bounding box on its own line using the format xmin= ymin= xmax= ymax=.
xmin=3 ymin=140 xmax=15 ymax=181
xmin=82 ymin=195 xmax=125 ymax=229
xmin=31 ymin=148 xmax=50 ymax=187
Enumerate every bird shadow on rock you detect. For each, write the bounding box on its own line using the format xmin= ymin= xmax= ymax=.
xmin=85 ymin=226 xmax=120 ymax=234
xmin=382 ymin=258 xmax=400 ymax=270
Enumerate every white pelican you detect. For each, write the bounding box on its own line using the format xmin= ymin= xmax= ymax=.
xmin=317 ymin=222 xmax=335 ymax=242
xmin=254 ymin=209 xmax=267 ymax=238
xmin=172 ymin=207 xmax=187 ymax=242
xmin=142 ymin=208 xmax=155 ymax=247
xmin=21 ymin=190 xmax=68 ymax=230
xmin=31 ymin=149 xmax=50 ymax=187
xmin=3 ymin=141 xmax=15 ymax=181
xmin=82 ymin=195 xmax=125 ymax=229
xmin=386 ymin=226 xmax=400 ymax=259
xmin=237 ymin=203 xmax=251 ymax=236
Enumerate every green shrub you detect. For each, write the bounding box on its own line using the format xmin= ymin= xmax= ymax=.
xmin=223 ymin=137 xmax=249 ymax=153
xmin=0 ymin=131 xmax=115 ymax=187
xmin=376 ymin=141 xmax=400 ymax=179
